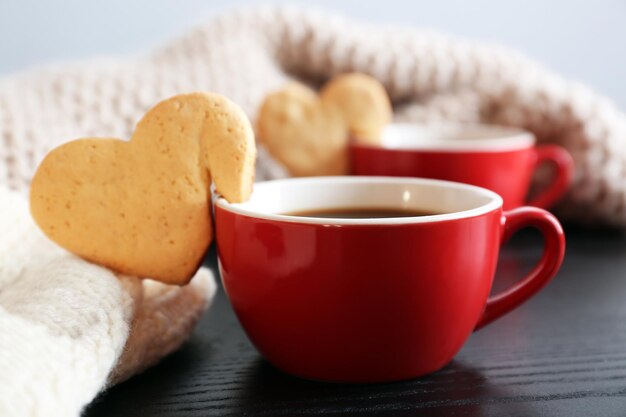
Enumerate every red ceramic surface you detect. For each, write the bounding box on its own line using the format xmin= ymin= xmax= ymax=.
xmin=216 ymin=177 xmax=566 ymax=383
xmin=351 ymin=124 xmax=574 ymax=210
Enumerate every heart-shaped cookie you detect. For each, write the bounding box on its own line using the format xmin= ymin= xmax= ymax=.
xmin=30 ymin=93 xmax=256 ymax=285
xmin=320 ymin=73 xmax=392 ymax=145
xmin=257 ymin=83 xmax=348 ymax=177
xmin=257 ymin=73 xmax=392 ymax=176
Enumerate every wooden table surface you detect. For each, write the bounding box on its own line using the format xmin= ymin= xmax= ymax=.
xmin=86 ymin=227 xmax=626 ymax=417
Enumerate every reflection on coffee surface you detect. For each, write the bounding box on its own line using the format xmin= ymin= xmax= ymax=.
xmin=284 ymin=207 xmax=442 ymax=219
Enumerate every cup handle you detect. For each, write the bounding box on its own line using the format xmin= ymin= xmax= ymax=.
xmin=474 ymin=207 xmax=566 ymax=330
xmin=527 ymin=144 xmax=574 ymax=209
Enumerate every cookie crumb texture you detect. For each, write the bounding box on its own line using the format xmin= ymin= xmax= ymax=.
xmin=29 ymin=93 xmax=256 ymax=285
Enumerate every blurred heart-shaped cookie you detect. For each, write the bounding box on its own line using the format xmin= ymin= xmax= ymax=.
xmin=30 ymin=93 xmax=256 ymax=285
xmin=321 ymin=73 xmax=392 ymax=145
xmin=257 ymin=83 xmax=348 ymax=177
xmin=257 ymin=73 xmax=392 ymax=176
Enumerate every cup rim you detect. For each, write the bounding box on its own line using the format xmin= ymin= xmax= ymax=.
xmin=352 ymin=122 xmax=535 ymax=152
xmin=215 ymin=176 xmax=503 ymax=225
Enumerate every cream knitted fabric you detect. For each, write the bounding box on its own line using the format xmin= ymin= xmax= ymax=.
xmin=1 ymin=7 xmax=625 ymax=224
xmin=0 ymin=187 xmax=217 ymax=417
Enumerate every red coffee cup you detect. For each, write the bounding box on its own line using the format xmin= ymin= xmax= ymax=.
xmin=351 ymin=123 xmax=574 ymax=210
xmin=215 ymin=176 xmax=565 ymax=383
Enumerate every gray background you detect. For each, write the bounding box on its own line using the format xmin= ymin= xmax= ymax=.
xmin=1 ymin=0 xmax=624 ymax=108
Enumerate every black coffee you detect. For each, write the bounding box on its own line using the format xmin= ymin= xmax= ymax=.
xmin=283 ymin=207 xmax=442 ymax=219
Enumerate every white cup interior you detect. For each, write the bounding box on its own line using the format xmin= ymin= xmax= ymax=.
xmin=379 ymin=123 xmax=534 ymax=152
xmin=216 ymin=177 xmax=503 ymax=225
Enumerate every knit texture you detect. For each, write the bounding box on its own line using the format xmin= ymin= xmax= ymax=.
xmin=1 ymin=7 xmax=625 ymax=224
xmin=0 ymin=187 xmax=217 ymax=417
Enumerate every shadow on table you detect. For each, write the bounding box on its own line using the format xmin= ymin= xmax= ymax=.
xmin=229 ymin=357 xmax=538 ymax=417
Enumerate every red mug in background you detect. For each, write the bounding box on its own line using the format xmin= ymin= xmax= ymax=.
xmin=216 ymin=177 xmax=565 ymax=383
xmin=351 ymin=123 xmax=574 ymax=210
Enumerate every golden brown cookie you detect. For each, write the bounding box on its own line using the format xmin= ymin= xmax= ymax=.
xmin=257 ymin=73 xmax=392 ymax=176
xmin=257 ymin=83 xmax=349 ymax=177
xmin=30 ymin=92 xmax=256 ymax=285
xmin=320 ymin=73 xmax=392 ymax=145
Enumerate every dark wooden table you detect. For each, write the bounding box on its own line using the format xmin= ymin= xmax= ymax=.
xmin=86 ymin=227 xmax=626 ymax=416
